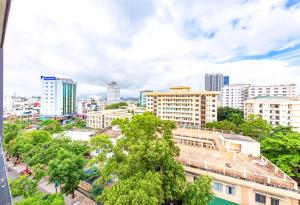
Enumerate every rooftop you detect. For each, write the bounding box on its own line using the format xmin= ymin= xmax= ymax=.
xmin=174 ymin=128 xmax=298 ymax=192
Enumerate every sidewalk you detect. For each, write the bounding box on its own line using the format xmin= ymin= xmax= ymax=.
xmin=5 ymin=158 xmax=97 ymax=205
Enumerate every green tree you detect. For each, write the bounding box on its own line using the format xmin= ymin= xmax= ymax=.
xmin=74 ymin=117 xmax=86 ymax=128
xmin=40 ymin=119 xmax=62 ymax=133
xmin=240 ymin=114 xmax=272 ymax=139
xmin=93 ymin=112 xmax=212 ymax=205
xmin=100 ymin=172 xmax=163 ymax=205
xmin=205 ymin=120 xmax=239 ymax=133
xmin=48 ymin=148 xmax=85 ymax=198
xmin=9 ymin=175 xmax=38 ymax=197
xmin=89 ymin=134 xmax=113 ymax=164
xmin=105 ymin=102 xmax=128 ymax=109
xmin=228 ymin=112 xmax=244 ymax=126
xmin=183 ymin=176 xmax=214 ymax=205
xmin=12 ymin=130 xmax=52 ymax=164
xmin=27 ymin=136 xmax=89 ymax=167
xmin=261 ymin=131 xmax=300 ymax=179
xmin=3 ymin=123 xmax=21 ymax=155
xmin=217 ymin=107 xmax=244 ymax=125
xmin=16 ymin=193 xmax=66 ymax=205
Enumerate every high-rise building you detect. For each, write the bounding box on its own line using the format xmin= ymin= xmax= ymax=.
xmin=223 ymin=76 xmax=230 ymax=86
xmin=107 ymin=82 xmax=120 ymax=104
xmin=205 ymin=73 xmax=224 ymax=91
xmin=247 ymin=84 xmax=296 ymax=98
xmin=222 ymin=84 xmax=250 ymax=110
xmin=139 ymin=90 xmax=153 ymax=106
xmin=145 ymin=86 xmax=220 ymax=126
xmin=244 ymin=96 xmax=300 ymax=132
xmin=40 ymin=76 xmax=77 ymax=117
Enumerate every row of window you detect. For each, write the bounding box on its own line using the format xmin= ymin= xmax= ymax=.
xmin=213 ymin=182 xmax=236 ymax=195
xmin=213 ymin=182 xmax=280 ymax=205
xmin=255 ymin=193 xmax=279 ymax=205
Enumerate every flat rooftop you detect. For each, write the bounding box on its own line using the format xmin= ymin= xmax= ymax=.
xmin=99 ymin=128 xmax=122 ymax=139
xmin=177 ymin=143 xmax=297 ymax=191
xmin=222 ymin=133 xmax=257 ymax=143
xmin=173 ymin=128 xmax=257 ymax=143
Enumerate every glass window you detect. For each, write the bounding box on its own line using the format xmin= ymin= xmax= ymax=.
xmin=213 ymin=182 xmax=223 ymax=192
xmin=271 ymin=198 xmax=279 ymax=205
xmin=226 ymin=185 xmax=236 ymax=196
xmin=255 ymin=193 xmax=266 ymax=204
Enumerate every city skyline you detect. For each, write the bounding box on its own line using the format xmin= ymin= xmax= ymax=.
xmin=4 ymin=0 xmax=300 ymax=97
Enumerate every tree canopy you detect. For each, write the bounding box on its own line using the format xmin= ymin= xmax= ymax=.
xmin=260 ymin=131 xmax=300 ymax=179
xmin=205 ymin=120 xmax=238 ymax=133
xmin=48 ymin=149 xmax=86 ymax=198
xmin=217 ymin=107 xmax=244 ymax=125
xmin=240 ymin=114 xmax=272 ymax=139
xmin=105 ymin=102 xmax=128 ymax=109
xmin=90 ymin=112 xmax=213 ymax=205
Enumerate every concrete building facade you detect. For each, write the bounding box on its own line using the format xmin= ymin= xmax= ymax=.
xmin=222 ymin=84 xmax=250 ymax=110
xmin=205 ymin=73 xmax=224 ymax=91
xmin=40 ymin=76 xmax=77 ymax=117
xmin=244 ymin=96 xmax=300 ymax=132
xmin=107 ymin=82 xmax=120 ymax=104
xmin=174 ymin=127 xmax=300 ymax=205
xmin=86 ymin=109 xmax=132 ymax=129
xmin=145 ymin=86 xmax=220 ymax=126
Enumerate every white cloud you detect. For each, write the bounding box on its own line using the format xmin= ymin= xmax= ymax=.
xmin=3 ymin=0 xmax=300 ymax=97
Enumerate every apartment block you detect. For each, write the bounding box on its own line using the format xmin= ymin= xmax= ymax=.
xmin=174 ymin=127 xmax=300 ymax=205
xmin=145 ymin=86 xmax=220 ymax=126
xmin=222 ymin=84 xmax=250 ymax=110
xmin=86 ymin=109 xmax=132 ymax=129
xmin=244 ymin=96 xmax=300 ymax=132
xmin=247 ymin=84 xmax=296 ymax=98
xmin=41 ymin=76 xmax=77 ymax=117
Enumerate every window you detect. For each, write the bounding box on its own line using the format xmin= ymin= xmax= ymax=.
xmin=226 ymin=185 xmax=236 ymax=196
xmin=255 ymin=193 xmax=266 ymax=204
xmin=271 ymin=198 xmax=279 ymax=205
xmin=213 ymin=182 xmax=223 ymax=192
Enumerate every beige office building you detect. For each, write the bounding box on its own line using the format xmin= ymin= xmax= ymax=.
xmin=244 ymin=97 xmax=300 ymax=132
xmin=174 ymin=127 xmax=300 ymax=205
xmin=145 ymin=86 xmax=220 ymax=126
xmin=86 ymin=109 xmax=132 ymax=129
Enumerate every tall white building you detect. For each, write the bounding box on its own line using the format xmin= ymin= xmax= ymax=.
xmin=222 ymin=84 xmax=250 ymax=110
xmin=244 ymin=96 xmax=300 ymax=132
xmin=107 ymin=82 xmax=120 ymax=104
xmin=41 ymin=76 xmax=77 ymax=117
xmin=205 ymin=73 xmax=224 ymax=91
xmin=247 ymin=84 xmax=296 ymax=98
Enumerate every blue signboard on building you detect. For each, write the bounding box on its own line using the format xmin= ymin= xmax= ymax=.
xmin=41 ymin=76 xmax=56 ymax=80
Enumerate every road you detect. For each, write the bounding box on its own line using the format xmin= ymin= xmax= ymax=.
xmin=0 ymin=143 xmax=13 ymax=205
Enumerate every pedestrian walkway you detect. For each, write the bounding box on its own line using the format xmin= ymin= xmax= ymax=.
xmin=5 ymin=158 xmax=97 ymax=205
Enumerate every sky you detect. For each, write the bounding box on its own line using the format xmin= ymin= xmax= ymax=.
xmin=4 ymin=0 xmax=300 ymax=97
